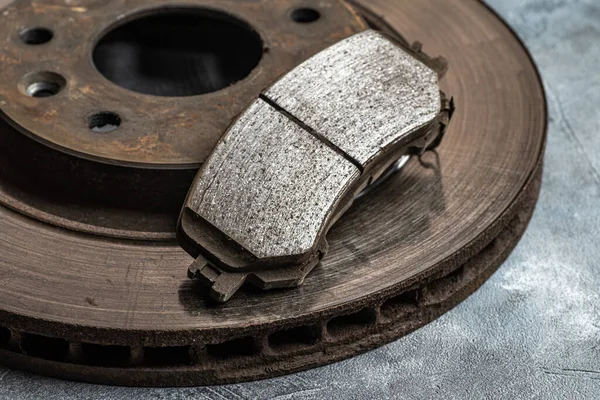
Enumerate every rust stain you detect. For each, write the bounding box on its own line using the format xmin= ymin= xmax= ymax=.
xmin=31 ymin=3 xmax=67 ymax=13
xmin=110 ymin=134 xmax=177 ymax=158
xmin=0 ymin=53 xmax=21 ymax=65
xmin=79 ymin=85 xmax=95 ymax=95
xmin=39 ymin=109 xmax=58 ymax=123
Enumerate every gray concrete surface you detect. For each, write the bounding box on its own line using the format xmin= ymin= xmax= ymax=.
xmin=1 ymin=0 xmax=599 ymax=398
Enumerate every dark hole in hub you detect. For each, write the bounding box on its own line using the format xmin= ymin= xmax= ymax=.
xmin=88 ymin=112 xmax=121 ymax=133
xmin=19 ymin=71 xmax=66 ymax=98
xmin=20 ymin=27 xmax=54 ymax=45
xmin=18 ymin=71 xmax=67 ymax=97
xmin=29 ymin=84 xmax=59 ymax=98
xmin=290 ymin=8 xmax=321 ymax=23
xmin=93 ymin=9 xmax=263 ymax=97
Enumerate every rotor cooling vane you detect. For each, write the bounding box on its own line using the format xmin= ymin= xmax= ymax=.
xmin=0 ymin=0 xmax=546 ymax=387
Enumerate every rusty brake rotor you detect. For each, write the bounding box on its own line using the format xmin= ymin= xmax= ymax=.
xmin=0 ymin=0 xmax=546 ymax=387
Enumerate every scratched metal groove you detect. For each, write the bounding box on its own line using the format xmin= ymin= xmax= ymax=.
xmin=0 ymin=0 xmax=549 ymax=390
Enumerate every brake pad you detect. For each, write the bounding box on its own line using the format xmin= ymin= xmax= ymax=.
xmin=178 ymin=30 xmax=453 ymax=302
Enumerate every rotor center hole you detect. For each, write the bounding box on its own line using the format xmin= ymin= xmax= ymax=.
xmin=92 ymin=9 xmax=263 ymax=97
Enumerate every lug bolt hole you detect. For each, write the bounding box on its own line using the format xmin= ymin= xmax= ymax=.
xmin=20 ymin=27 xmax=54 ymax=45
xmin=87 ymin=112 xmax=122 ymax=133
xmin=290 ymin=8 xmax=321 ymax=23
xmin=19 ymin=71 xmax=66 ymax=98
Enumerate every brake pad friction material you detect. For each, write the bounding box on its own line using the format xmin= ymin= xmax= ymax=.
xmin=265 ymin=30 xmax=441 ymax=167
xmin=179 ymin=30 xmax=450 ymax=302
xmin=188 ymin=99 xmax=360 ymax=260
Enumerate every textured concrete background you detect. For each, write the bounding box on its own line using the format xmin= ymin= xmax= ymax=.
xmin=2 ymin=0 xmax=599 ymax=398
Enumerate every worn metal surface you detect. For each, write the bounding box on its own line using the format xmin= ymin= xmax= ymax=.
xmin=265 ymin=30 xmax=441 ymax=167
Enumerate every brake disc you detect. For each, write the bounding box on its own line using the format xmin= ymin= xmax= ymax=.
xmin=0 ymin=0 xmax=546 ymax=386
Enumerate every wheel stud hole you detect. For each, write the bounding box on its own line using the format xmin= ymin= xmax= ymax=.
xmin=27 ymin=82 xmax=60 ymax=98
xmin=20 ymin=27 xmax=54 ymax=45
xmin=87 ymin=112 xmax=121 ymax=133
xmin=18 ymin=71 xmax=66 ymax=98
xmin=290 ymin=8 xmax=321 ymax=23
